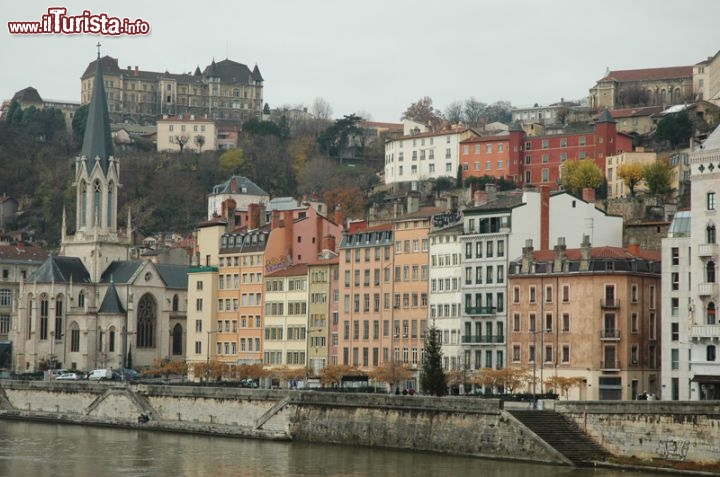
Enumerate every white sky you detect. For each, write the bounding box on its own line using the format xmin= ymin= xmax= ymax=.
xmin=2 ymin=0 xmax=719 ymax=121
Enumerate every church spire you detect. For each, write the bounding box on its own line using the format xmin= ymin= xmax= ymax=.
xmin=81 ymin=45 xmax=114 ymax=174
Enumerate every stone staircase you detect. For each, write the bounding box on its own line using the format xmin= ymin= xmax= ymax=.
xmin=508 ymin=410 xmax=610 ymax=466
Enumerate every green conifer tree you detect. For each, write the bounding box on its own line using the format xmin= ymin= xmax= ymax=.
xmin=420 ymin=325 xmax=447 ymax=396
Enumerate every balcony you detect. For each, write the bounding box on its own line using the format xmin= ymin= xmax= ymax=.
xmin=600 ymin=359 xmax=621 ymax=371
xmin=698 ymin=282 xmax=718 ymax=297
xmin=461 ymin=335 xmax=505 ymax=344
xmin=698 ymin=243 xmax=719 ymax=258
xmin=600 ymin=299 xmax=620 ymax=309
xmin=465 ymin=306 xmax=496 ymax=316
xmin=690 ymin=324 xmax=720 ymax=340
xmin=600 ymin=329 xmax=620 ymax=340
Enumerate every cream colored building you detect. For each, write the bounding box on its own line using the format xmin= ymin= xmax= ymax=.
xmin=384 ymin=120 xmax=479 ymax=188
xmin=156 ymin=114 xmax=217 ymax=152
xmin=605 ymin=151 xmax=657 ymax=199
xmin=263 ymin=264 xmax=309 ymax=371
xmin=694 ymin=50 xmax=720 ymax=106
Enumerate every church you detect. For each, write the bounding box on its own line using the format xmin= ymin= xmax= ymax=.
xmin=9 ymin=52 xmax=188 ymax=373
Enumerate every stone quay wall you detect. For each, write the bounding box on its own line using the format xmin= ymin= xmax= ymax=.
xmin=555 ymin=401 xmax=720 ymax=465
xmin=0 ymin=381 xmax=565 ymax=464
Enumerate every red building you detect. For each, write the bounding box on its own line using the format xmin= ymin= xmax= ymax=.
xmin=460 ymin=110 xmax=633 ymax=189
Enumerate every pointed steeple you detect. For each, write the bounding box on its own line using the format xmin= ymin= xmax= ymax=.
xmin=252 ymin=64 xmax=263 ymax=82
xmin=81 ymin=49 xmax=114 ymax=175
xmin=99 ymin=278 xmax=126 ymax=314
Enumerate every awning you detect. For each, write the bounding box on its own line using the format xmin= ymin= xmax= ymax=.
xmin=690 ymin=374 xmax=720 ymax=384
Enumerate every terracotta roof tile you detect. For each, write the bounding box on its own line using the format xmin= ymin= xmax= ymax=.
xmin=600 ymin=66 xmax=692 ymax=82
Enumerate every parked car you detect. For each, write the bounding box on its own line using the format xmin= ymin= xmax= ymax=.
xmin=56 ymin=372 xmax=81 ymax=381
xmin=88 ymin=368 xmax=113 ymax=381
xmin=119 ymin=369 xmax=141 ymax=381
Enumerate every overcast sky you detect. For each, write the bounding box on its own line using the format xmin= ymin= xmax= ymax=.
xmin=3 ymin=1 xmax=719 ymax=121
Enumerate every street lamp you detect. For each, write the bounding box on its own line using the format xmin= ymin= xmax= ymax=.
xmin=531 ymin=326 xmax=550 ymax=409
xmin=206 ymin=330 xmax=219 ymax=385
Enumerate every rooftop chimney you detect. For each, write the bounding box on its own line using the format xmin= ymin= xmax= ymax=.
xmin=627 ymin=238 xmax=641 ymax=256
xmin=579 ymin=234 xmax=592 ymax=271
xmin=582 ymin=187 xmax=596 ymax=204
xmin=521 ymin=239 xmax=535 ymax=274
xmin=485 ymin=183 xmax=497 ymax=203
xmin=473 ymin=190 xmax=488 ymax=207
xmin=553 ymin=237 xmax=567 ymax=272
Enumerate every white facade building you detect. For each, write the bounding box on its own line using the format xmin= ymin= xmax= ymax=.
xmin=384 ymin=121 xmax=478 ymax=188
xmin=549 ymin=191 xmax=624 ymax=249
xmin=428 ymin=217 xmax=463 ymax=374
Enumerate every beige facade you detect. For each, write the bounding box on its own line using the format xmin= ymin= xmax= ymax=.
xmin=589 ymin=66 xmax=693 ymax=110
xmin=81 ymin=56 xmax=263 ymax=124
xmin=694 ymin=51 xmax=720 ymax=106
xmin=605 ymin=151 xmax=657 ymax=199
xmin=507 ymin=237 xmax=662 ymax=401
xmin=156 ymin=115 xmax=217 ymax=152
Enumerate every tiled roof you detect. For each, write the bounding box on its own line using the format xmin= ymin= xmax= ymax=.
xmin=388 ymin=127 xmax=473 ymax=142
xmin=266 ymin=263 xmax=308 ymax=277
xmin=11 ymin=87 xmax=43 ymax=104
xmin=609 ymin=106 xmax=663 ymax=118
xmin=0 ymin=244 xmax=48 ymax=263
xmin=461 ymin=134 xmax=510 ymax=144
xmin=599 ymin=66 xmax=692 ymax=83
xmin=30 ymin=256 xmax=91 ymax=283
xmin=532 ymin=246 xmax=660 ymax=262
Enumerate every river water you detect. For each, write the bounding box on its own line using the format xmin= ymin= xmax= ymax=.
xmin=0 ymin=421 xmax=653 ymax=477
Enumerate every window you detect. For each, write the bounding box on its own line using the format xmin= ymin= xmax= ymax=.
xmin=561 ymin=345 xmax=570 ymax=363
xmin=708 ymin=345 xmax=717 ymax=362
xmin=512 ymin=345 xmax=521 ymax=362
xmin=529 ymin=286 xmax=536 ymax=303
xmin=707 ymin=302 xmax=716 ymax=325
xmin=136 ymin=294 xmax=156 ymax=348
xmin=708 ymin=192 xmax=716 ymax=211
xmin=70 ymin=323 xmax=80 ymax=352
xmin=708 ymin=225 xmax=717 ymax=244
xmin=562 ymin=313 xmax=570 ymax=332
xmin=671 ymin=247 xmax=679 ymax=265
xmin=671 ymin=323 xmax=679 ymax=341
xmin=0 ymin=289 xmax=11 ymax=307
xmin=671 ymin=348 xmax=679 ymax=370
xmin=513 ymin=313 xmax=521 ymax=332
xmin=562 ymin=285 xmax=569 ymax=302
xmin=707 ymin=261 xmax=716 ymax=283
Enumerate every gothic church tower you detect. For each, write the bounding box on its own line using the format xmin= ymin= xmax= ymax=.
xmin=61 ymin=51 xmax=130 ymax=281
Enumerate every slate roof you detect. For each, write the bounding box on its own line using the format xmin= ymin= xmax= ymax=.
xmin=100 ymin=261 xmax=143 ymax=284
xmin=599 ymin=66 xmax=692 ymax=82
xmin=203 ymin=59 xmax=260 ymax=85
xmin=98 ymin=281 xmax=126 ymax=314
xmin=700 ymin=123 xmax=720 ymax=151
xmin=0 ymin=244 xmax=48 ymax=263
xmin=464 ymin=193 xmax=525 ymax=213
xmin=11 ymin=87 xmax=43 ymax=105
xmin=156 ymin=263 xmax=189 ymax=289
xmin=211 ymin=175 xmax=267 ymax=196
xmin=30 ymin=256 xmax=92 ymax=283
xmin=597 ymin=108 xmax=616 ymax=124
xmin=81 ymin=53 xmax=114 ymax=174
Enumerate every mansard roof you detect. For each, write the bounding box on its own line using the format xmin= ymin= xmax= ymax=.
xmin=81 ymin=53 xmax=114 ymax=174
xmin=211 ymin=175 xmax=267 ymax=196
xmin=30 ymin=256 xmax=91 ymax=283
xmin=203 ymin=59 xmax=260 ymax=85
xmin=98 ymin=281 xmax=125 ymax=314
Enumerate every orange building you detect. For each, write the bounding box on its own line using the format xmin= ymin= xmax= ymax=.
xmin=507 ymin=236 xmax=662 ymax=400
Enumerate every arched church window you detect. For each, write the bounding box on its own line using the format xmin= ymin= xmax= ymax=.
xmin=39 ymin=294 xmax=49 ymax=340
xmin=107 ymin=181 xmax=114 ymax=228
xmin=136 ymin=294 xmax=156 ymax=348
xmin=172 ymin=294 xmax=179 ymax=312
xmin=55 ymin=295 xmax=63 ymax=340
xmin=80 ymin=181 xmax=87 ymax=227
xmin=93 ymin=180 xmax=102 ymax=226
xmin=109 ymin=326 xmax=116 ymax=353
xmin=70 ymin=322 xmax=80 ymax=352
xmin=172 ymin=323 xmax=183 ymax=355
xmin=78 ymin=290 xmax=85 ymax=309
xmin=707 ymin=224 xmax=716 ymax=244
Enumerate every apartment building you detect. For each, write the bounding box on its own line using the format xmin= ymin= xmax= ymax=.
xmin=661 ymin=124 xmax=720 ymax=400
xmin=263 ymin=264 xmax=308 ymax=369
xmin=459 ymin=112 xmax=633 ymax=189
xmin=428 ymin=213 xmax=463 ymax=371
xmin=508 ymin=236 xmax=662 ymax=401
xmin=384 ymin=121 xmax=479 ymax=188
xmin=337 ymin=224 xmax=394 ymax=370
xmin=307 ymin=258 xmax=338 ymax=374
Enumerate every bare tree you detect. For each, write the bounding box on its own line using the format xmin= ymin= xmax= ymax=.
xmin=311 ymin=97 xmax=334 ymax=120
xmin=401 ymin=96 xmax=444 ymax=129
xmin=463 ymin=98 xmax=487 ymax=129
xmin=194 ymin=135 xmax=205 ymax=153
xmin=174 ymin=135 xmax=189 ymax=153
xmin=445 ymin=101 xmax=464 ymax=124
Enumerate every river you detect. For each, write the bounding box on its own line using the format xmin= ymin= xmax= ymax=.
xmin=0 ymin=421 xmax=653 ymax=477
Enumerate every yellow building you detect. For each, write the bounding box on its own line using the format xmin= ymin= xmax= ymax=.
xmin=605 ymin=150 xmax=657 ymax=199
xmin=156 ymin=114 xmax=217 ymax=153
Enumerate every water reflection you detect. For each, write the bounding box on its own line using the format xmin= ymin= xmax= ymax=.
xmin=0 ymin=421 xmax=652 ymax=477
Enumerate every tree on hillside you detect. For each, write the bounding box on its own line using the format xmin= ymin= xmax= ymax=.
xmin=655 ymin=111 xmax=693 ymax=149
xmin=464 ymin=98 xmax=487 ymax=129
xmin=643 ymin=160 xmax=673 ymax=197
xmin=485 ymin=100 xmax=513 ymax=124
xmin=445 ymin=101 xmax=464 ymax=124
xmin=218 ymin=147 xmax=248 ymax=174
xmin=617 ymin=163 xmax=645 ymax=197
xmin=464 ymin=175 xmax=518 ymax=192
xmin=561 ymin=159 xmax=603 ymax=196
xmin=316 ymin=114 xmax=363 ymax=160
xmin=431 ymin=176 xmax=455 ymax=197
xmin=420 ymin=325 xmax=446 ymax=396
xmin=242 ymin=118 xmax=283 ymax=137
xmin=310 ymin=97 xmax=333 ymax=121
xmin=401 ymin=96 xmax=443 ymax=129
xmin=71 ymin=104 xmax=90 ymax=139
